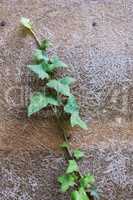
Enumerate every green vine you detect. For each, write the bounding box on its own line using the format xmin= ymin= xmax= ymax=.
xmin=20 ymin=17 xmax=99 ymax=200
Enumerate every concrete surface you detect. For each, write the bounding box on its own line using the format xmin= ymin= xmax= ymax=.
xmin=0 ymin=0 xmax=133 ymax=199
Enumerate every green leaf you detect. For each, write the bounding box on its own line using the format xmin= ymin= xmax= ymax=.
xmin=28 ymin=92 xmax=48 ymax=116
xmin=73 ymin=149 xmax=84 ymax=160
xmin=60 ymin=142 xmax=69 ymax=149
xmin=71 ymin=190 xmax=80 ymax=200
xmin=33 ymin=49 xmax=49 ymax=62
xmin=28 ymin=92 xmax=59 ymax=116
xmin=51 ymin=56 xmax=67 ymax=67
xmin=59 ymin=76 xmax=75 ymax=85
xmin=79 ymin=187 xmax=89 ymax=200
xmin=33 ymin=49 xmax=44 ymax=61
xmin=47 ymin=56 xmax=67 ymax=72
xmin=80 ymin=173 xmax=95 ymax=189
xmin=27 ymin=64 xmax=49 ymax=80
xmin=71 ymin=188 xmax=89 ymax=200
xmin=58 ymin=174 xmax=76 ymax=192
xmin=20 ymin=17 xmax=32 ymax=30
xmin=66 ymin=160 xmax=79 ymax=174
xmin=47 ymin=80 xmax=71 ymax=96
xmin=64 ymin=95 xmax=79 ymax=114
xmin=71 ymin=111 xmax=88 ymax=130
xmin=40 ymin=39 xmax=52 ymax=50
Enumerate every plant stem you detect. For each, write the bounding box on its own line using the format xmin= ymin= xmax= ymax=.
xmin=30 ymin=29 xmax=41 ymax=47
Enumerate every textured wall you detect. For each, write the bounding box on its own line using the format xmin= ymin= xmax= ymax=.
xmin=0 ymin=0 xmax=133 ymax=199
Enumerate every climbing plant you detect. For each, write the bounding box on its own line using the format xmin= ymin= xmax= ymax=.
xmin=20 ymin=17 xmax=99 ymax=200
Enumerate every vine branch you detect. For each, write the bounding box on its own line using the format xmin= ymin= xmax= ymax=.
xmin=20 ymin=17 xmax=98 ymax=200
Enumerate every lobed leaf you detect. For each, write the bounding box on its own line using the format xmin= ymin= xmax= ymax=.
xmin=59 ymin=76 xmax=75 ymax=85
xmin=73 ymin=149 xmax=84 ymax=160
xmin=33 ymin=49 xmax=44 ymax=61
xmin=80 ymin=173 xmax=95 ymax=189
xmin=66 ymin=160 xmax=79 ymax=174
xmin=28 ymin=92 xmax=59 ymax=116
xmin=71 ymin=188 xmax=89 ymax=200
xmin=33 ymin=49 xmax=49 ymax=64
xmin=28 ymin=92 xmax=48 ymax=116
xmin=70 ymin=111 xmax=87 ymax=130
xmin=47 ymin=80 xmax=71 ymax=96
xmin=58 ymin=174 xmax=76 ymax=192
xmin=47 ymin=56 xmax=67 ymax=72
xmin=27 ymin=64 xmax=49 ymax=80
xmin=64 ymin=95 xmax=79 ymax=114
xmin=51 ymin=56 xmax=67 ymax=67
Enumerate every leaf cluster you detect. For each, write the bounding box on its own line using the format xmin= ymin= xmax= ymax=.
xmin=58 ymin=147 xmax=98 ymax=200
xmin=21 ymin=17 xmax=87 ymax=129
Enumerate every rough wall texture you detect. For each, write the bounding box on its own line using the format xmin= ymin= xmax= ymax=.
xmin=0 ymin=0 xmax=133 ymax=199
